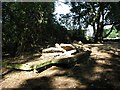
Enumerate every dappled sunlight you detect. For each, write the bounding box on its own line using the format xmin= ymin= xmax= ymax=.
xmin=104 ymin=68 xmax=113 ymax=72
xmin=17 ymin=65 xmax=89 ymax=89
xmin=93 ymin=66 xmax=104 ymax=73
xmin=91 ymin=47 xmax=99 ymax=53
xmin=90 ymin=46 xmax=117 ymax=60
xmin=13 ymin=65 xmax=88 ymax=89
xmin=1 ymin=71 xmax=38 ymax=88
xmin=2 ymin=43 xmax=120 ymax=89
xmin=51 ymin=76 xmax=87 ymax=89
xmin=2 ymin=1 xmax=120 ymax=89
xmin=91 ymin=51 xmax=112 ymax=59
xmin=100 ymin=47 xmax=120 ymax=56
xmin=84 ymin=72 xmax=101 ymax=81
xmin=95 ymin=60 xmax=112 ymax=65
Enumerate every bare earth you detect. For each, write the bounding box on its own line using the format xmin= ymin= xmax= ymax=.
xmin=1 ymin=42 xmax=120 ymax=89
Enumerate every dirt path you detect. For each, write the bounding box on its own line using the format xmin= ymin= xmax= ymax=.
xmin=1 ymin=42 xmax=120 ymax=89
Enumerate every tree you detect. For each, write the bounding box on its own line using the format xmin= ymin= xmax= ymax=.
xmin=2 ymin=2 xmax=55 ymax=56
xmin=70 ymin=2 xmax=120 ymax=42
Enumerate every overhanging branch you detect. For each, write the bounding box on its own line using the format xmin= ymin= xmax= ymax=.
xmin=104 ymin=22 xmax=120 ymax=26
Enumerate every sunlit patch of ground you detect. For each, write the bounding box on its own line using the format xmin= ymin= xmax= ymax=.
xmin=1 ymin=42 xmax=120 ymax=89
xmin=51 ymin=76 xmax=84 ymax=88
xmin=95 ymin=59 xmax=111 ymax=65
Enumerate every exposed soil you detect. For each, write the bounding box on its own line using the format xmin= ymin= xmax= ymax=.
xmin=0 ymin=42 xmax=120 ymax=89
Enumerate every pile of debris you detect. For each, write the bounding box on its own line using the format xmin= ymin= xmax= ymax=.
xmin=42 ymin=43 xmax=76 ymax=57
xmin=42 ymin=42 xmax=90 ymax=57
xmin=2 ymin=42 xmax=91 ymax=73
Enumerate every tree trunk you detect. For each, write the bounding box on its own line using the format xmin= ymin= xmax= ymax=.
xmin=94 ymin=3 xmax=105 ymax=43
xmin=2 ymin=51 xmax=91 ymax=73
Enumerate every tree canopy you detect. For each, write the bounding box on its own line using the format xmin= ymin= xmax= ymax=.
xmin=2 ymin=2 xmax=120 ymax=57
xmin=2 ymin=2 xmax=68 ymax=56
xmin=69 ymin=2 xmax=120 ymax=42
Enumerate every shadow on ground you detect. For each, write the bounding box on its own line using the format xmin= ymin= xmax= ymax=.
xmin=3 ymin=43 xmax=120 ymax=89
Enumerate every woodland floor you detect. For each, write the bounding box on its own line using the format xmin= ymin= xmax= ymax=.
xmin=0 ymin=42 xmax=120 ymax=90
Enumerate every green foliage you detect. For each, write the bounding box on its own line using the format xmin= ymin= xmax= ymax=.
xmin=69 ymin=2 xmax=120 ymax=42
xmin=2 ymin=2 xmax=54 ymax=56
xmin=2 ymin=2 xmax=69 ymax=56
xmin=66 ymin=29 xmax=87 ymax=43
xmin=2 ymin=2 xmax=120 ymax=57
xmin=103 ymin=27 xmax=120 ymax=38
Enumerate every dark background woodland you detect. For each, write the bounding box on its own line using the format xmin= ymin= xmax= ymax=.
xmin=2 ymin=2 xmax=120 ymax=57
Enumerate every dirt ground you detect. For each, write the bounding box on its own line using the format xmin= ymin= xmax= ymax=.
xmin=0 ymin=42 xmax=120 ymax=89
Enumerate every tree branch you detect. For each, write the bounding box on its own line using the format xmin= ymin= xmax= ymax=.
xmin=104 ymin=22 xmax=120 ymax=26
